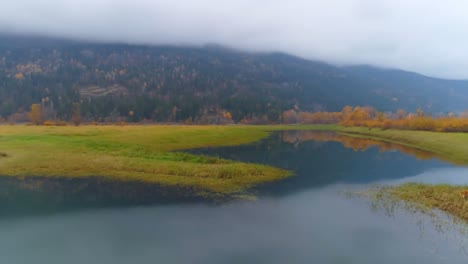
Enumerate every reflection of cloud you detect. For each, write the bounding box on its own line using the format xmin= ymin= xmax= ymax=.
xmin=389 ymin=168 xmax=468 ymax=186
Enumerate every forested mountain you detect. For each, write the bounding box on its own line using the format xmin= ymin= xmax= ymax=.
xmin=1 ymin=34 xmax=468 ymax=123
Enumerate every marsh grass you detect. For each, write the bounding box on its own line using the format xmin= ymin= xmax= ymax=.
xmin=348 ymin=185 xmax=468 ymax=255
xmin=345 ymin=183 xmax=468 ymax=243
xmin=381 ymin=183 xmax=468 ymax=223
xmin=0 ymin=125 xmax=293 ymax=195
xmin=350 ymin=184 xmax=468 ymax=228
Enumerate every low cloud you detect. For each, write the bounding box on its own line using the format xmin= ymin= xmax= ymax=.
xmin=1 ymin=0 xmax=468 ymax=79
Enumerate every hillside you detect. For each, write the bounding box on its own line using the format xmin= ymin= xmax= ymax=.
xmin=1 ymin=34 xmax=468 ymax=123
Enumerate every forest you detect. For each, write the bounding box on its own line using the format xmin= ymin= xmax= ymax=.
xmin=3 ymin=34 xmax=468 ymax=125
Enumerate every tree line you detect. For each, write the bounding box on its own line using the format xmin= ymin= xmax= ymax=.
xmin=12 ymin=103 xmax=468 ymax=134
xmin=281 ymin=106 xmax=468 ymax=132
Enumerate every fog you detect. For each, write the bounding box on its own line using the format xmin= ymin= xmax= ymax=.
xmin=1 ymin=0 xmax=468 ymax=79
xmin=390 ymin=167 xmax=468 ymax=186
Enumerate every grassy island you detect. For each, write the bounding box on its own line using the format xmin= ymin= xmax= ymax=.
xmin=0 ymin=125 xmax=292 ymax=195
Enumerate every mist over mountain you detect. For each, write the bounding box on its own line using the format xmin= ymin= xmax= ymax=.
xmin=1 ymin=34 xmax=467 ymax=123
xmin=4 ymin=0 xmax=468 ymax=79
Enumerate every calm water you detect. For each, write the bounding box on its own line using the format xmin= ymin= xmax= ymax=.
xmin=1 ymin=131 xmax=467 ymax=264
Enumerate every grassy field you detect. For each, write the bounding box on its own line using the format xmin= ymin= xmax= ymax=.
xmin=0 ymin=125 xmax=300 ymax=195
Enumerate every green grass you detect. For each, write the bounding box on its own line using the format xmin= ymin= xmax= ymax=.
xmin=0 ymin=125 xmax=295 ymax=195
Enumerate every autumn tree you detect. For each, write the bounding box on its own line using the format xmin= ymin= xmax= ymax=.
xmin=282 ymin=109 xmax=297 ymax=124
xmin=416 ymin=107 xmax=425 ymax=117
xmin=14 ymin=73 xmax=25 ymax=80
xmin=170 ymin=106 xmax=178 ymax=122
xmin=29 ymin=104 xmax=43 ymax=125
xmin=71 ymin=103 xmax=81 ymax=126
xmin=224 ymin=112 xmax=232 ymax=121
xmin=376 ymin=112 xmax=386 ymax=122
xmin=396 ymin=109 xmax=406 ymax=120
xmin=341 ymin=106 xmax=353 ymax=121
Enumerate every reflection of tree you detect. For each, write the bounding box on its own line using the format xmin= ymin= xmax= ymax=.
xmin=280 ymin=131 xmax=444 ymax=162
xmin=0 ymin=177 xmax=213 ymax=219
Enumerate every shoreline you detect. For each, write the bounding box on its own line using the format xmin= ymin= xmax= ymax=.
xmin=331 ymin=127 xmax=468 ymax=223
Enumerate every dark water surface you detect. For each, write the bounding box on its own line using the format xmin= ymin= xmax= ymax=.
xmin=1 ymin=131 xmax=467 ymax=264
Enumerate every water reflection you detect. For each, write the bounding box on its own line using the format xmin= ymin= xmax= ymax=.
xmin=387 ymin=167 xmax=468 ymax=186
xmin=0 ymin=177 xmax=212 ymax=219
xmin=0 ymin=186 xmax=466 ymax=264
xmin=280 ymin=130 xmax=443 ymax=162
xmin=190 ymin=131 xmax=452 ymax=196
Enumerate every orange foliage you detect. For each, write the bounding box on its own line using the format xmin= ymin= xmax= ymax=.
xmin=282 ymin=109 xmax=297 ymax=124
xmin=223 ymin=112 xmax=232 ymax=120
xmin=28 ymin=104 xmax=43 ymax=125
xmin=43 ymin=120 xmax=68 ymax=126
xmin=282 ymin=110 xmax=341 ymax=124
xmin=343 ymin=114 xmax=468 ymax=132
xmin=14 ymin=73 xmax=25 ymax=80
xmin=460 ymin=190 xmax=468 ymax=199
xmin=281 ymin=105 xmax=468 ymax=133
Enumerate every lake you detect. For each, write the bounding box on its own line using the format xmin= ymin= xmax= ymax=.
xmin=0 ymin=131 xmax=467 ymax=263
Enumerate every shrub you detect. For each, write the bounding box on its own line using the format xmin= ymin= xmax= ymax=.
xmin=43 ymin=120 xmax=68 ymax=126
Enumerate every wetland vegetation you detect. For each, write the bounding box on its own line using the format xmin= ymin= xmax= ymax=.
xmin=1 ymin=124 xmax=467 ymax=223
xmin=368 ymin=183 xmax=468 ymax=223
xmin=0 ymin=125 xmax=292 ymax=196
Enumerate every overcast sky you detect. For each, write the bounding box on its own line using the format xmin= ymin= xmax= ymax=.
xmin=1 ymin=0 xmax=467 ymax=79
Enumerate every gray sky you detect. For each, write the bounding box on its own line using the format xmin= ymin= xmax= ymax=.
xmin=1 ymin=0 xmax=467 ymax=79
